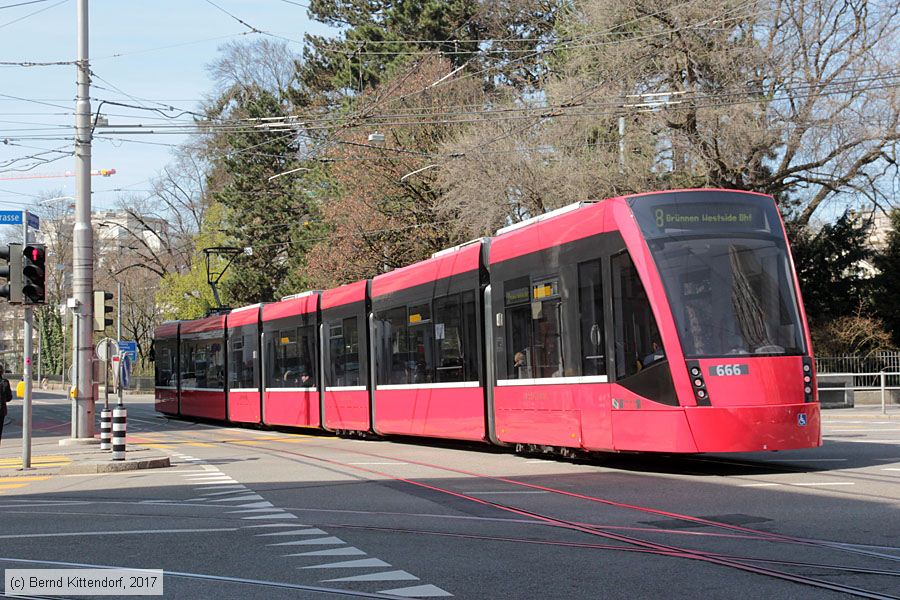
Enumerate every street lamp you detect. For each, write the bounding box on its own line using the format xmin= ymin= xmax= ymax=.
xmin=39 ymin=195 xmax=75 ymax=205
xmin=400 ymin=164 xmax=439 ymax=182
xmin=268 ymin=166 xmax=311 ymax=181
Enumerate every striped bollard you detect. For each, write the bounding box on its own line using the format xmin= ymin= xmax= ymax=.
xmin=112 ymin=406 xmax=127 ymax=461
xmin=99 ymin=408 xmax=112 ymax=450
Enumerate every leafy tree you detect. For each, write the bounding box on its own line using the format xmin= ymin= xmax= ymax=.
xmin=304 ymin=56 xmax=484 ymax=287
xmin=156 ymin=204 xmax=230 ymax=320
xmin=873 ymin=209 xmax=900 ymax=345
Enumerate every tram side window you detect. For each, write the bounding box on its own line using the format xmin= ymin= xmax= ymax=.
xmin=434 ymin=293 xmax=478 ymax=383
xmin=505 ymin=276 xmax=563 ymax=379
xmin=155 ymin=343 xmax=176 ymax=386
xmin=181 ymin=339 xmax=225 ymax=388
xmin=578 ymin=260 xmax=606 ymax=376
xmin=612 ymin=252 xmax=664 ymax=379
xmin=327 ymin=317 xmax=360 ymax=386
xmin=377 ymin=306 xmax=409 ymax=385
xmin=376 ymin=292 xmax=476 ymax=386
xmin=228 ymin=329 xmax=258 ymax=389
xmin=269 ymin=327 xmax=316 ymax=388
xmin=461 ymin=291 xmax=478 ymax=380
xmin=407 ymin=302 xmax=434 ymax=384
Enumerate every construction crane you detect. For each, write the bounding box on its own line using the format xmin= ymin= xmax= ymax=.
xmin=0 ymin=168 xmax=116 ymax=181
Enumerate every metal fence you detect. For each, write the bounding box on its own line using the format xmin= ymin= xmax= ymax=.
xmin=815 ymin=353 xmax=900 ymax=412
xmin=816 ymin=352 xmax=900 ymax=387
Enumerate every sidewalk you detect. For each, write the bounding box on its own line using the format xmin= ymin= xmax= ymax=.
xmin=820 ymin=405 xmax=900 ymax=420
xmin=0 ymin=429 xmax=169 ymax=478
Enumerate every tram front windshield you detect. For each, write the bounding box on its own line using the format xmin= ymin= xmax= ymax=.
xmin=629 ymin=192 xmax=806 ymax=358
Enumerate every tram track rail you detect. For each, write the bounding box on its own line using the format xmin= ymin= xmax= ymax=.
xmin=180 ymin=429 xmax=900 ymax=599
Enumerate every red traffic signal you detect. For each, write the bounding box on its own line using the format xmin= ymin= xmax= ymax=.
xmin=22 ymin=243 xmax=46 ymax=304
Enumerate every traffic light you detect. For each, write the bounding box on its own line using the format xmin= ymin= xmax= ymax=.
xmin=21 ymin=243 xmax=46 ymax=304
xmin=93 ymin=290 xmax=114 ymax=332
xmin=0 ymin=243 xmax=23 ymax=304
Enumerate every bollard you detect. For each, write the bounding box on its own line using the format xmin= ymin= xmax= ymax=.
xmin=111 ymin=406 xmax=127 ymax=461
xmin=99 ymin=408 xmax=112 ymax=450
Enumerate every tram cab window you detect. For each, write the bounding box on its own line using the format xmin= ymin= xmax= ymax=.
xmin=326 ymin=317 xmax=361 ymax=386
xmin=228 ymin=326 xmax=259 ymax=389
xmin=504 ymin=275 xmax=563 ymax=379
xmin=612 ymin=251 xmax=664 ymax=379
xmin=578 ymin=260 xmax=606 ymax=376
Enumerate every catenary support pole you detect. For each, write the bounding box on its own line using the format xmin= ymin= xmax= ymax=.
xmin=73 ymin=0 xmax=94 ymax=438
xmin=70 ymin=309 xmax=78 ymax=438
xmin=60 ymin=305 xmax=66 ymax=390
xmin=22 ymin=307 xmax=33 ymax=469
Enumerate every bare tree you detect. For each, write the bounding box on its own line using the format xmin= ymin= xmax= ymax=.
xmin=436 ymin=0 xmax=900 ymax=234
xmin=113 ymin=144 xmax=210 ymax=278
xmin=207 ymin=38 xmax=300 ymax=100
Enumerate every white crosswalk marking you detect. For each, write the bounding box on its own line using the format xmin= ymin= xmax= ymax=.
xmin=302 ymin=558 xmax=391 ymax=569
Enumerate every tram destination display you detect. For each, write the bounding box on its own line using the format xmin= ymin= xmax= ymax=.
xmin=651 ymin=202 xmax=766 ymax=233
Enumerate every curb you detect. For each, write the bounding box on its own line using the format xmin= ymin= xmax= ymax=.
xmin=59 ymin=456 xmax=171 ymax=474
xmin=821 ymin=412 xmax=900 ymax=421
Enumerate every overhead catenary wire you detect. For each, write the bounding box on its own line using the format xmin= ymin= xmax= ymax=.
xmin=0 ymin=0 xmax=66 ymax=29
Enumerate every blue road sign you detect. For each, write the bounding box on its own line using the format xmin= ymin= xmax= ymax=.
xmin=0 ymin=210 xmax=24 ymax=225
xmin=26 ymin=211 xmax=39 ymax=230
xmin=118 ymin=340 xmax=138 ymax=363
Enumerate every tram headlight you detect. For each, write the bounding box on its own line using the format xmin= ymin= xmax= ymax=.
xmin=697 ymin=389 xmax=707 ymax=399
xmin=690 ymin=367 xmax=701 ymax=377
xmin=804 ymin=386 xmax=812 ymax=394
xmin=804 ymin=375 xmax=811 ymax=383
xmin=693 ymin=378 xmax=703 ymax=387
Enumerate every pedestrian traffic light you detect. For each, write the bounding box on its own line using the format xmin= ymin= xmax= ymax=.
xmin=0 ymin=243 xmax=23 ymax=304
xmin=21 ymin=243 xmax=46 ymax=304
xmin=93 ymin=290 xmax=114 ymax=332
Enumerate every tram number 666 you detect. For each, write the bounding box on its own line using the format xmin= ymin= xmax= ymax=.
xmin=709 ymin=364 xmax=749 ymax=377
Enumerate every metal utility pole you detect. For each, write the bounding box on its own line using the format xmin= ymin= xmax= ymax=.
xmin=73 ymin=0 xmax=95 ymax=438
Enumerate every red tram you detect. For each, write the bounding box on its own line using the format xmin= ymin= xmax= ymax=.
xmin=154 ymin=189 xmax=821 ymax=453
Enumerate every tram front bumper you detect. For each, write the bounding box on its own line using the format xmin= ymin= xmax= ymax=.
xmin=684 ymin=402 xmax=822 ymax=453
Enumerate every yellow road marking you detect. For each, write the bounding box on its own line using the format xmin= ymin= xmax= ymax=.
xmin=186 ymin=442 xmax=214 ymax=448
xmin=0 ymin=483 xmax=28 ymax=490
xmin=0 ymin=462 xmax=69 ymax=469
xmin=0 ymin=476 xmax=50 ymax=482
xmin=0 ymin=455 xmax=68 ymax=464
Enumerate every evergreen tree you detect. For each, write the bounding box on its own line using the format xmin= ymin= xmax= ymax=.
xmin=788 ymin=212 xmax=875 ymax=324
xmin=873 ymin=209 xmax=900 ymax=345
xmin=298 ymin=0 xmax=558 ymax=96
xmin=207 ymin=88 xmax=318 ymax=305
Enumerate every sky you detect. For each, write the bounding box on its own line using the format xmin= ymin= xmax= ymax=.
xmin=0 ymin=0 xmax=332 ymax=222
